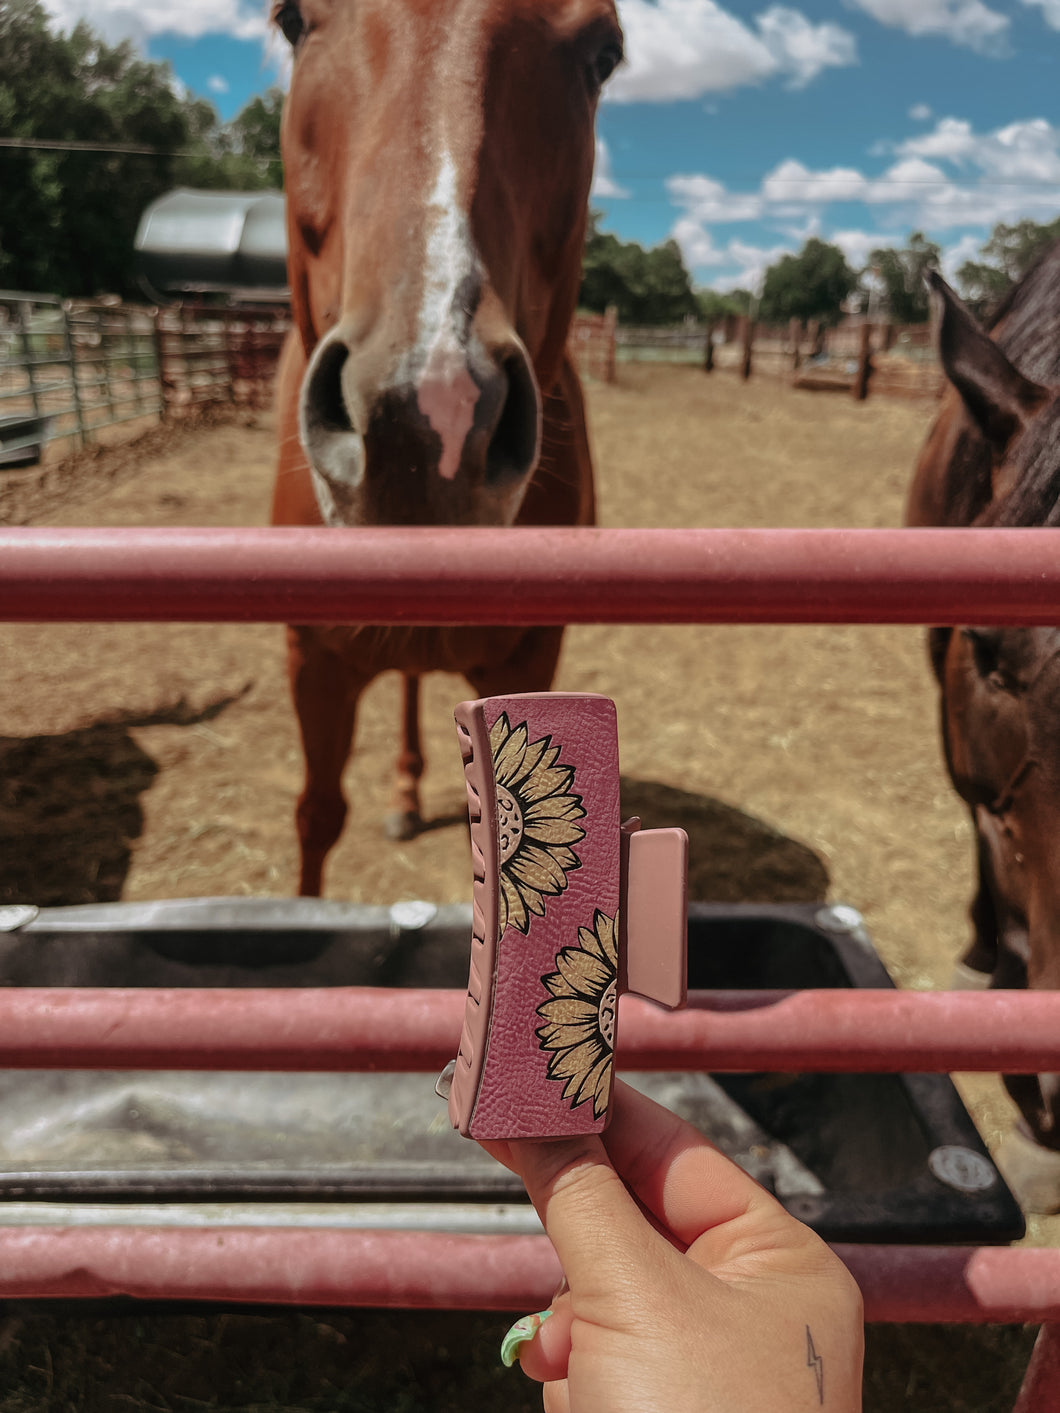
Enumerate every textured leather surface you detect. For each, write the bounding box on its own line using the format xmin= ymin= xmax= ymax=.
xmin=464 ymin=693 xmax=620 ymax=1141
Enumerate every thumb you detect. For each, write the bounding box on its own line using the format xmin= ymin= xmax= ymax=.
xmin=507 ymin=1134 xmax=664 ymax=1299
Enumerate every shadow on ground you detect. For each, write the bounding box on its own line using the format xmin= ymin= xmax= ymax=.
xmin=0 ymin=1303 xmax=1038 ymax=1413
xmin=620 ymin=776 xmax=830 ymax=903
xmin=0 ymin=691 xmax=248 ymax=906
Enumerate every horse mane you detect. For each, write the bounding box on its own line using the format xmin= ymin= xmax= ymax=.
xmin=969 ymin=238 xmax=1060 ymax=528
xmin=990 ymin=238 xmax=1060 ymax=384
xmin=991 ymin=400 xmax=1060 ymax=527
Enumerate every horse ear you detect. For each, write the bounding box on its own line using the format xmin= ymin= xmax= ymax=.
xmin=927 ymin=268 xmax=1048 ymax=453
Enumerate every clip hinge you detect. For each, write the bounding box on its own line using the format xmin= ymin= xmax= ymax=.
xmin=620 ymin=817 xmax=688 ymax=1011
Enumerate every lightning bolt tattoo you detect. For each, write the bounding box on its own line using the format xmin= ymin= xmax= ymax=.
xmin=806 ymin=1326 xmax=824 ymax=1404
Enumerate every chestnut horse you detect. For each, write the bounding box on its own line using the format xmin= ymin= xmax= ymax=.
xmin=270 ymin=0 xmax=623 ymax=895
xmin=907 ymin=247 xmax=1060 ymax=1209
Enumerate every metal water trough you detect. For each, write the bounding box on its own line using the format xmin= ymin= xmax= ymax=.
xmin=0 ymin=413 xmax=53 ymax=468
xmin=0 ymin=897 xmax=1022 ymax=1246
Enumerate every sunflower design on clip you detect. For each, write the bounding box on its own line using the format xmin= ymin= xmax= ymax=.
xmin=489 ymin=713 xmax=586 ymax=935
xmin=536 ymin=909 xmax=618 ymax=1119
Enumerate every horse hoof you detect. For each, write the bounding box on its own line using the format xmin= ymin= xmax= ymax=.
xmin=384 ymin=810 xmax=422 ymax=841
xmin=995 ymin=1125 xmax=1060 ymax=1214
xmin=949 ymin=960 xmax=994 ymax=990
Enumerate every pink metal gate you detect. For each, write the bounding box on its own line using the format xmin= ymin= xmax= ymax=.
xmin=2 ymin=523 xmax=1059 ymax=1406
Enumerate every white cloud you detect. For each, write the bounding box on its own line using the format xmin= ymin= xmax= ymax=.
xmin=897 ymin=117 xmax=977 ymax=163
xmin=761 ymin=159 xmax=869 ymax=205
xmin=909 ymin=102 xmax=933 ymax=121
xmin=724 ymin=120 xmax=1060 ymax=230
xmin=985 ymin=119 xmax=1060 ymax=183
xmin=755 ymin=7 xmax=858 ymax=88
xmin=40 ymin=0 xmax=267 ymax=44
xmin=844 ymin=0 xmax=1009 ymax=53
xmin=898 ymin=115 xmax=1060 ymax=183
xmin=867 ymin=156 xmax=951 ymax=203
xmin=894 ymin=116 xmax=1060 ymax=196
xmin=831 ymin=228 xmax=904 ymax=266
xmin=609 ymin=0 xmax=856 ymax=101
xmin=592 ymin=139 xmax=630 ymax=199
xmin=716 ymin=239 xmax=793 ymax=292
xmin=665 ymin=111 xmax=1060 ymax=287
xmin=610 ymin=0 xmax=780 ymax=99
xmin=666 ymin=174 xmax=763 ymax=222
xmin=207 ymin=74 xmax=230 ymax=94
xmin=940 ymin=232 xmax=984 ymax=281
xmin=1022 ymin=0 xmax=1060 ymax=27
xmin=671 ymin=218 xmax=731 ymax=267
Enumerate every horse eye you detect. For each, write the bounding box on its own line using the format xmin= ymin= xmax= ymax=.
xmin=589 ymin=41 xmax=624 ymax=91
xmin=274 ymin=0 xmax=305 ymax=47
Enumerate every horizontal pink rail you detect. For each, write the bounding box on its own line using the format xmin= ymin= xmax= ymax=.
xmin=4 ymin=526 xmax=1060 ymax=624
xmin=3 ymin=986 xmax=1060 ymax=1072
xmin=0 ymin=1226 xmax=1058 ymax=1322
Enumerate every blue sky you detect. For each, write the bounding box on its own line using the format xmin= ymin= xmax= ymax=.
xmin=41 ymin=0 xmax=1060 ymax=292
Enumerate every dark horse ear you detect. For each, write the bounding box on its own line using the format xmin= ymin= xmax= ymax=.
xmin=927 ymin=268 xmax=1048 ymax=452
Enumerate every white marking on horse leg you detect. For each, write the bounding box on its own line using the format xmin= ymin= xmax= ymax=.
xmin=416 ymin=148 xmax=483 ymax=482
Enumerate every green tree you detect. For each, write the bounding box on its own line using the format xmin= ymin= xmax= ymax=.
xmin=173 ymin=88 xmax=284 ymax=191
xmin=865 ymin=231 xmax=940 ymax=323
xmin=230 ymin=89 xmax=284 ymax=188
xmin=956 ymin=217 xmax=1060 ymax=315
xmin=0 ymin=0 xmax=191 ymax=295
xmin=643 ymin=239 xmax=699 ymax=324
xmin=580 ymin=217 xmax=698 ymax=324
xmin=0 ymin=0 xmax=285 ymax=297
xmin=695 ymin=289 xmax=741 ymax=322
xmin=758 ymin=239 xmax=857 ymax=327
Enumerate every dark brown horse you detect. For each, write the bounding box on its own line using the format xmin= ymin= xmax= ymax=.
xmin=907 ymin=246 xmax=1060 ymax=1210
xmin=270 ymin=0 xmax=623 ymax=894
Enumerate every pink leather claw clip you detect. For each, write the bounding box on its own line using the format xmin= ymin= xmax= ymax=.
xmin=437 ymin=692 xmax=688 ymax=1142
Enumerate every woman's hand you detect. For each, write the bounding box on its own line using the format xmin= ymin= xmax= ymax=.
xmin=482 ymin=1080 xmax=863 ymax=1413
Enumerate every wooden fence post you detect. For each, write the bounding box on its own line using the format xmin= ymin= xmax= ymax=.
xmin=853 ymin=321 xmax=873 ymax=401
xmin=603 ymin=305 xmax=617 ymax=384
xmin=703 ymin=321 xmax=715 ymax=372
xmin=741 ymin=316 xmax=753 ymax=381
xmin=789 ymin=317 xmax=802 ymax=371
xmin=97 ymin=307 xmax=117 ymax=429
xmin=16 ymin=302 xmax=43 ymax=426
xmin=59 ymin=303 xmax=87 ymax=447
xmin=153 ymin=309 xmax=171 ymax=420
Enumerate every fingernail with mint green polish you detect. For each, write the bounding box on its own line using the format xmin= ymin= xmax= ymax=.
xmin=501 ymin=1309 xmax=553 ymax=1368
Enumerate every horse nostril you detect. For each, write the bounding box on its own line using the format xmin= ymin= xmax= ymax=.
xmin=486 ymin=350 xmax=541 ymax=485
xmin=304 ymin=338 xmax=355 ymax=439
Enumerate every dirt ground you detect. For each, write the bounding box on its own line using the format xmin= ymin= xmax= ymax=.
xmin=0 ymin=363 xmax=1044 ymax=1408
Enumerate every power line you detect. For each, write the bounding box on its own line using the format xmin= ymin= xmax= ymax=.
xmin=0 ymin=137 xmax=280 ymax=161
xmin=3 ymin=137 xmax=1058 ymax=199
xmin=0 ymin=136 xmax=194 ymax=156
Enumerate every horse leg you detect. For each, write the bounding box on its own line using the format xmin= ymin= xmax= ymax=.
xmin=288 ymin=628 xmax=364 ymax=897
xmin=997 ymin=941 xmax=1060 ymax=1213
xmin=385 ymin=672 xmax=425 ymax=841
xmin=953 ymin=820 xmax=1002 ymax=986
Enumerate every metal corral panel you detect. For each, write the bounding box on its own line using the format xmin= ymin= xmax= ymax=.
xmin=0 ymin=897 xmax=1024 ymax=1245
xmin=135 ymin=188 xmax=288 ymax=293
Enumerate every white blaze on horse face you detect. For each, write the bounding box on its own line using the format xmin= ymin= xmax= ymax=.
xmin=416 ymin=148 xmax=483 ymax=482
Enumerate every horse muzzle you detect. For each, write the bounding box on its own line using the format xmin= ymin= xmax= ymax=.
xmin=298 ymin=317 xmax=541 ymax=527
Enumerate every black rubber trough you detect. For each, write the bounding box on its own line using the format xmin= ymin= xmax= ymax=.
xmin=0 ymin=898 xmax=1024 ymax=1245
